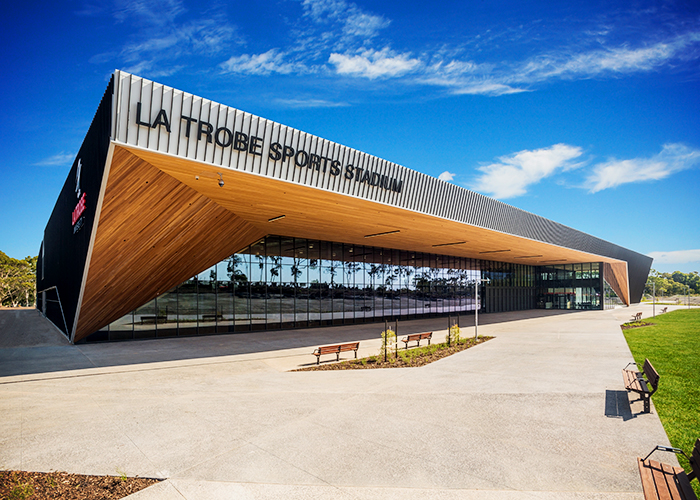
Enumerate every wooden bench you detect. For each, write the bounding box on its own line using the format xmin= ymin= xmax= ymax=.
xmin=637 ymin=438 xmax=699 ymax=500
xmin=630 ymin=312 xmax=643 ymax=322
xmin=313 ymin=342 xmax=360 ymax=365
xmin=401 ymin=332 xmax=432 ymax=349
xmin=660 ymin=307 xmax=668 ymax=313
xmin=623 ymin=358 xmax=660 ymax=413
xmin=201 ymin=313 xmax=223 ymax=321
xmin=140 ymin=315 xmax=166 ymax=325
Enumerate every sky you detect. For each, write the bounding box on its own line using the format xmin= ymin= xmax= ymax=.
xmin=1 ymin=0 xmax=699 ymax=274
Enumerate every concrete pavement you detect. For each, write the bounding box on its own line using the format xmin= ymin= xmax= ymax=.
xmin=0 ymin=304 xmax=682 ymax=499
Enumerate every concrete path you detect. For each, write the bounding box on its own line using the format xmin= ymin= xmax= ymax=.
xmin=0 ymin=305 xmax=682 ymax=499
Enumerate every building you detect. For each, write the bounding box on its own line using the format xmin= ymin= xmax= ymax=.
xmin=37 ymin=71 xmax=653 ymax=343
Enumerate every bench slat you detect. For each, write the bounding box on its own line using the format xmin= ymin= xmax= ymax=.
xmin=639 ymin=458 xmax=658 ymax=500
xmin=639 ymin=458 xmax=694 ymax=500
xmin=644 ymin=359 xmax=660 ymax=391
xmin=662 ymin=462 xmax=686 ymax=500
xmin=650 ymin=460 xmax=676 ymax=500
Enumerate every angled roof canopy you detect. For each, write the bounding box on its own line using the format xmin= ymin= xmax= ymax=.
xmin=39 ymin=71 xmax=653 ymax=343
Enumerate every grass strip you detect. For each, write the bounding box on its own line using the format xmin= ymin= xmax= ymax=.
xmin=623 ymin=309 xmax=700 ymax=496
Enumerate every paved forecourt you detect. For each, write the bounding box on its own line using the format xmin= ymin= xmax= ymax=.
xmin=0 ymin=304 xmax=679 ymax=499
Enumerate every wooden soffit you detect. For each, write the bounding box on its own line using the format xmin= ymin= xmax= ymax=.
xmin=74 ymin=146 xmax=266 ymax=342
xmin=76 ymin=143 xmax=632 ymax=340
xmin=125 ymin=145 xmax=632 ymax=267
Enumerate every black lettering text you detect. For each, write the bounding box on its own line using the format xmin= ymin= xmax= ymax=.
xmin=330 ymin=160 xmax=341 ymax=176
xmin=344 ymin=164 xmax=354 ymax=179
xmin=295 ymin=150 xmax=309 ymax=167
xmin=198 ymin=121 xmax=213 ymax=143
xmin=234 ymin=132 xmax=248 ymax=151
xmin=354 ymin=167 xmax=364 ymax=181
xmin=392 ymin=179 xmax=403 ymax=193
xmin=249 ymin=136 xmax=263 ymax=156
xmin=136 ymin=102 xmax=151 ymax=127
xmin=180 ymin=115 xmax=197 ymax=137
xmin=309 ymin=154 xmax=321 ymax=171
xmin=151 ymin=109 xmax=171 ymax=133
xmin=282 ymin=145 xmax=295 ymax=163
xmin=269 ymin=142 xmax=282 ymax=161
xmin=215 ymin=127 xmax=233 ymax=148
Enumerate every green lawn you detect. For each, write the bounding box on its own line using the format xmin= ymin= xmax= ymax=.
xmin=623 ymin=309 xmax=700 ymax=495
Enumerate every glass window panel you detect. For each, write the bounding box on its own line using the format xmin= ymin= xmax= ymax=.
xmin=156 ymin=287 xmax=178 ymax=337
xmin=108 ymin=311 xmax=134 ymax=340
xmin=177 ymin=277 xmax=198 ymax=335
xmin=134 ymin=297 xmax=157 ymax=339
xmin=198 ymin=265 xmax=218 ymax=334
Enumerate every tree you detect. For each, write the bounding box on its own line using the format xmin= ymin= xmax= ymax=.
xmin=0 ymin=252 xmax=37 ymax=307
xmin=645 ymin=269 xmax=699 ymax=296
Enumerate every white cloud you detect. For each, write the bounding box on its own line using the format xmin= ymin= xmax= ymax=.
xmin=518 ymin=42 xmax=676 ymax=82
xmin=438 ymin=171 xmax=455 ymax=182
xmin=88 ymin=0 xmax=239 ymax=78
xmin=273 ymin=98 xmax=349 ymax=108
xmin=34 ymin=153 xmax=75 ymax=167
xmin=329 ymin=48 xmax=421 ymax=79
xmin=419 ymin=32 xmax=700 ymax=95
xmin=647 ymin=249 xmax=700 ymax=264
xmin=220 ymin=50 xmax=305 ymax=75
xmin=451 ymin=82 xmax=529 ymax=96
xmin=585 ymin=143 xmax=700 ymax=193
xmin=302 ymin=0 xmax=389 ymax=41
xmin=472 ymin=144 xmax=583 ymax=199
xmin=113 ymin=0 xmax=184 ymax=27
xmin=343 ymin=12 xmax=390 ymax=38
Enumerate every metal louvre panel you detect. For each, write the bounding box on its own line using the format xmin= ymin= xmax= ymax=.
xmin=111 ymin=71 xmax=651 ymax=294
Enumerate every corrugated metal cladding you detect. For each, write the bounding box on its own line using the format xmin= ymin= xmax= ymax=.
xmin=111 ymin=71 xmax=652 ymax=293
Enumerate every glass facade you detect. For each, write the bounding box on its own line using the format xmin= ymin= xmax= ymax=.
xmin=535 ymin=263 xmax=603 ymax=310
xmin=85 ymin=236 xmax=604 ymax=342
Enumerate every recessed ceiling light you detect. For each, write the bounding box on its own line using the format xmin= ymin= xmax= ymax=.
xmin=364 ymin=230 xmax=400 ymax=238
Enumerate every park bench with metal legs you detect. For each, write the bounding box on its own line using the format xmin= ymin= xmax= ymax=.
xmin=400 ymin=332 xmax=432 ymax=349
xmin=630 ymin=312 xmax=643 ymax=322
xmin=313 ymin=342 xmax=360 ymax=365
xmin=637 ymin=438 xmax=699 ymax=500
xmin=623 ymin=358 xmax=659 ymax=413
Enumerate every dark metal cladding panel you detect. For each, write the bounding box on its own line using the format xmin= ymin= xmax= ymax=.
xmin=444 ymin=188 xmax=651 ymax=302
xmin=37 ymin=77 xmax=114 ymax=337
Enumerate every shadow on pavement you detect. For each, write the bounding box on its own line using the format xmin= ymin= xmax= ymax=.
xmin=604 ymin=390 xmax=636 ymax=421
xmin=1 ymin=307 xmax=593 ymax=378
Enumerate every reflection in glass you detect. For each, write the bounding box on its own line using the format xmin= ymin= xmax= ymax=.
xmin=89 ymin=235 xmax=605 ymax=341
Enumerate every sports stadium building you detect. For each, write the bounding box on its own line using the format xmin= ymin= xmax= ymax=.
xmin=37 ymin=71 xmax=653 ymax=343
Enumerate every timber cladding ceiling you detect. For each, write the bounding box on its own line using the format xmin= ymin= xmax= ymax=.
xmin=126 ymin=145 xmax=628 ymax=270
xmin=73 ymin=142 xmax=634 ymax=342
xmin=75 ymin=146 xmax=265 ymax=341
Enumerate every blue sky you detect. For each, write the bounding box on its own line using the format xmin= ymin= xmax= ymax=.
xmin=1 ymin=0 xmax=699 ymax=273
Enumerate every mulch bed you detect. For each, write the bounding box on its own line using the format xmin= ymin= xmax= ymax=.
xmin=295 ymin=336 xmax=493 ymax=371
xmin=0 ymin=470 xmax=160 ymax=500
xmin=621 ymin=322 xmax=655 ymax=330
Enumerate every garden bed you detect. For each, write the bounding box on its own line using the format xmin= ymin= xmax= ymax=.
xmin=0 ymin=470 xmax=159 ymax=500
xmin=295 ymin=335 xmax=493 ymax=371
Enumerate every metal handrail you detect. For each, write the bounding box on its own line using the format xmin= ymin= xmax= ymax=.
xmin=36 ymin=286 xmax=69 ymax=337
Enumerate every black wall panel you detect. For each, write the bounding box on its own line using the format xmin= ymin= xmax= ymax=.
xmin=36 ymin=78 xmax=113 ymax=337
